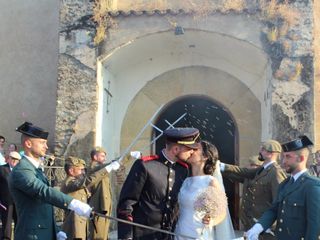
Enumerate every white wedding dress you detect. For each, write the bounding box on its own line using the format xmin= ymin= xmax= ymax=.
xmin=175 ymin=165 xmax=236 ymax=240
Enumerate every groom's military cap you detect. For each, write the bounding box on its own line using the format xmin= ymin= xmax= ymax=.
xmin=164 ymin=127 xmax=201 ymax=149
xmin=281 ymin=135 xmax=313 ymax=152
xmin=16 ymin=122 xmax=49 ymax=140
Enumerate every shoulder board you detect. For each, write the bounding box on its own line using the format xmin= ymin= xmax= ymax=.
xmin=176 ymin=160 xmax=189 ymax=168
xmin=141 ymin=155 xmax=159 ymax=162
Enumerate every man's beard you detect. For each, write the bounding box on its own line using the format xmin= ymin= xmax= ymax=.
xmin=258 ymin=153 xmax=265 ymax=162
xmin=285 ymin=162 xmax=299 ymax=174
xmin=75 ymin=173 xmax=86 ymax=180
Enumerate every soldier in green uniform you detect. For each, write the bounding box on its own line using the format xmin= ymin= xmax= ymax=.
xmin=221 ymin=140 xmax=287 ymax=240
xmin=9 ymin=122 xmax=92 ymax=240
xmin=246 ymin=135 xmax=320 ymax=240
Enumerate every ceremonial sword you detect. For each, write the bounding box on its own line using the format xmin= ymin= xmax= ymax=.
xmin=91 ymin=211 xmax=197 ymax=239
xmin=0 ymin=202 xmax=7 ymax=211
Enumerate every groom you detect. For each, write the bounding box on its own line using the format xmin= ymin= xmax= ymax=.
xmin=117 ymin=127 xmax=201 ymax=240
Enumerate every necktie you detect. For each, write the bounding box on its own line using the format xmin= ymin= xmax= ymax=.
xmin=287 ymin=177 xmax=294 ymax=186
xmin=257 ymin=167 xmax=264 ymax=175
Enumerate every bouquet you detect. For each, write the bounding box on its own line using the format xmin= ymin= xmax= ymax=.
xmin=194 ymin=185 xmax=227 ymax=228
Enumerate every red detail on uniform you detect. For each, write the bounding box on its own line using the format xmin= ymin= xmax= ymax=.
xmin=118 ymin=210 xmax=134 ymax=222
xmin=141 ymin=155 xmax=159 ymax=161
xmin=177 ymin=160 xmax=189 ymax=168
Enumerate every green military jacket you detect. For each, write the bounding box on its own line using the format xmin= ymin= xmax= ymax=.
xmin=223 ymin=162 xmax=287 ymax=230
xmin=9 ymin=156 xmax=73 ymax=240
xmin=61 ymin=165 xmax=109 ymax=240
xmin=259 ymin=172 xmax=320 ymax=240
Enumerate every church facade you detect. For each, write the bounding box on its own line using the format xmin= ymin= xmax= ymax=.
xmin=57 ymin=0 xmax=319 ymax=229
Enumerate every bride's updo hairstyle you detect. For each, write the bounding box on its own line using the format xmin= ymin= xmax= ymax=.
xmin=201 ymin=140 xmax=219 ymax=175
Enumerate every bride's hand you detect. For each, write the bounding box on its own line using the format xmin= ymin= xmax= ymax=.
xmin=202 ymin=214 xmax=211 ymax=225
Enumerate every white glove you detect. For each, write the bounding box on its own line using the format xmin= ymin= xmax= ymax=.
xmin=265 ymin=228 xmax=275 ymax=236
xmin=68 ymin=199 xmax=92 ymax=218
xmin=219 ymin=161 xmax=225 ymax=171
xmin=106 ymin=161 xmax=120 ymax=172
xmin=57 ymin=231 xmax=67 ymax=240
xmin=245 ymin=223 xmax=263 ymax=240
xmin=130 ymin=151 xmax=142 ymax=159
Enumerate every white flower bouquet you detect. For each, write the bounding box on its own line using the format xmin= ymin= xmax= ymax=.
xmin=194 ymin=185 xmax=228 ymax=227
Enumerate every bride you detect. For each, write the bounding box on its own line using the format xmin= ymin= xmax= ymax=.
xmin=174 ymin=140 xmax=236 ymax=240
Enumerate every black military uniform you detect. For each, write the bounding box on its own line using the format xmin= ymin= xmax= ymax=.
xmin=117 ymin=128 xmax=200 ymax=240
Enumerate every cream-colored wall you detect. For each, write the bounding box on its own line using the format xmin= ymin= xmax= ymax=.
xmin=121 ymin=66 xmax=261 ymax=164
xmin=98 ymin=29 xmax=268 ymax=164
xmin=0 ymin=0 xmax=60 ymax=148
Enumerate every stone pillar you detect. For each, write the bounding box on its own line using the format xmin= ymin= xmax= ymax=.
xmin=314 ymin=0 xmax=320 ymax=150
xmin=56 ymin=0 xmax=98 ymax=161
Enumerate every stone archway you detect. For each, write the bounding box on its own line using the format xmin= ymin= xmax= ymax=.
xmin=116 ymin=66 xmax=261 ymax=207
xmin=97 ymin=29 xmax=265 ymax=233
xmin=97 ymin=30 xmax=268 ymax=163
xmin=153 ymin=94 xmax=240 ymax=227
xmin=119 ymin=65 xmax=261 ymax=162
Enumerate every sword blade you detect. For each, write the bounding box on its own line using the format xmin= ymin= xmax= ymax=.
xmin=0 ymin=202 xmax=7 ymax=211
xmin=91 ymin=211 xmax=197 ymax=239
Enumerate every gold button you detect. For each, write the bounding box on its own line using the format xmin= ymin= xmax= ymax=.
xmin=64 ymin=203 xmax=67 ymax=207
xmin=169 ymin=178 xmax=172 ymax=182
xmin=169 ymin=187 xmax=172 ymax=191
xmin=279 ymin=228 xmax=282 ymax=232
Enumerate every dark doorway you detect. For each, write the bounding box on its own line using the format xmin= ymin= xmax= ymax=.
xmin=153 ymin=95 xmax=239 ymax=228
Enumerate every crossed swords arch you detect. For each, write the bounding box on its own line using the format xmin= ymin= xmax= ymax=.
xmin=117 ymin=104 xmax=187 ymax=163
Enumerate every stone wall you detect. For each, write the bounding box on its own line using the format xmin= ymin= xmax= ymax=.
xmin=57 ymin=0 xmax=97 ymax=161
xmin=314 ymin=0 xmax=320 ymax=150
